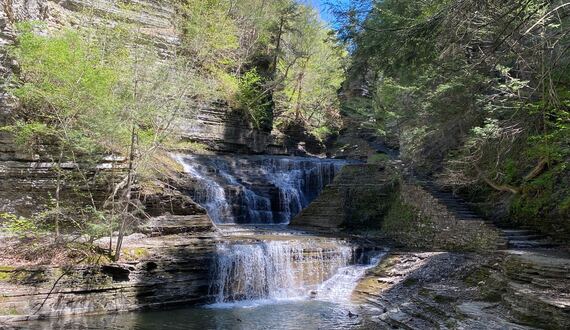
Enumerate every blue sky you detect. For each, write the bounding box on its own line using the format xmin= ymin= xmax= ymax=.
xmin=306 ymin=0 xmax=335 ymax=23
xmin=304 ymin=0 xmax=353 ymax=27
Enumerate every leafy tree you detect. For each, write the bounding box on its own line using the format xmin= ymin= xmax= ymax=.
xmin=336 ymin=0 xmax=570 ymax=237
xmin=7 ymin=20 xmax=197 ymax=259
xmin=177 ymin=0 xmax=346 ymax=138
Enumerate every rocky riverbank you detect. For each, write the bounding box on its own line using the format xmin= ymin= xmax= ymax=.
xmin=0 ymin=218 xmax=375 ymax=325
xmin=0 ymin=214 xmax=219 ymax=324
xmin=353 ymin=249 xmax=570 ymax=329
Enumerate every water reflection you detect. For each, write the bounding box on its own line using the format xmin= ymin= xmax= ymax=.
xmin=26 ymin=300 xmax=379 ymax=330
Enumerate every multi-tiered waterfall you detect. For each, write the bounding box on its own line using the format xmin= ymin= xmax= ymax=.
xmin=173 ymin=153 xmax=379 ymax=306
xmin=174 ymin=154 xmax=348 ymax=224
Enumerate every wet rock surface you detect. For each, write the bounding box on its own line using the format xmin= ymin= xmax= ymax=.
xmin=175 ymin=154 xmax=347 ymax=224
xmin=353 ymin=249 xmax=570 ymax=329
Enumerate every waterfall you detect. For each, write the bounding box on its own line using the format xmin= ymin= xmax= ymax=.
xmin=209 ymin=240 xmax=354 ymax=304
xmin=316 ymin=253 xmax=386 ymax=302
xmin=174 ymin=154 xmax=234 ymax=223
xmin=173 ymin=154 xmax=348 ymax=224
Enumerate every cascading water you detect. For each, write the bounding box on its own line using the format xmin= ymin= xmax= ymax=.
xmin=316 ymin=252 xmax=387 ymax=302
xmin=173 ymin=154 xmax=348 ymax=224
xmin=173 ymin=153 xmax=381 ymax=308
xmin=209 ymin=240 xmax=355 ymax=304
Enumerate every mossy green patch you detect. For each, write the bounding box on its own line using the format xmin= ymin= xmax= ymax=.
xmin=509 ymin=163 xmax=570 ymax=241
xmin=367 ymin=153 xmax=390 ymax=164
xmin=418 ymin=288 xmax=431 ymax=296
xmin=0 ymin=306 xmax=21 ymax=316
xmin=403 ymin=277 xmax=419 ymax=287
xmin=0 ymin=266 xmax=16 ymax=282
xmin=121 ymin=247 xmax=150 ymax=261
xmin=463 ymin=267 xmax=492 ymax=285
xmin=382 ymin=195 xmax=437 ymax=249
xmin=8 ymin=269 xmax=48 ymax=284
xmin=464 ymin=265 xmax=506 ymax=303
xmin=433 ymin=294 xmax=457 ymax=304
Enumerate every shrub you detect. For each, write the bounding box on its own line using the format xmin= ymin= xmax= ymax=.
xmin=236 ymin=69 xmax=273 ymax=130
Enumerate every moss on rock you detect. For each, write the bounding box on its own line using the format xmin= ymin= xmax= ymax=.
xmin=381 ymin=184 xmax=501 ymax=251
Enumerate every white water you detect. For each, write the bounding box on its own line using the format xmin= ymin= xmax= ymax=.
xmin=173 ymin=154 xmax=347 ymax=224
xmin=316 ymin=253 xmax=386 ymax=302
xmin=174 ymin=154 xmax=234 ymax=224
xmin=209 ymin=240 xmax=386 ymax=307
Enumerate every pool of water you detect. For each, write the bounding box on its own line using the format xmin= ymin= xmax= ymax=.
xmin=25 ymin=300 xmax=379 ymax=330
xmin=20 ymin=245 xmax=386 ymax=330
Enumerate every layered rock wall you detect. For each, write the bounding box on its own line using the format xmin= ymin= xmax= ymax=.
xmin=291 ymin=163 xmax=399 ymax=230
xmin=0 ymin=214 xmax=219 ymax=323
xmin=0 ymin=0 xmax=305 ymax=215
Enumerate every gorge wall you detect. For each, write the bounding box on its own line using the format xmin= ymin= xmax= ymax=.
xmin=0 ymin=0 xmax=323 ymax=216
xmin=0 ymin=1 xmax=349 ymax=322
xmin=0 ymin=214 xmax=219 ymax=322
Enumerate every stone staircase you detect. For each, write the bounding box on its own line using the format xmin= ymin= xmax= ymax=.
xmin=416 ymin=180 xmax=556 ymax=250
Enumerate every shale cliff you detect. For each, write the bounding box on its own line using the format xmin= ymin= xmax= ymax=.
xmin=0 ymin=0 xmax=322 ymax=216
xmin=0 ymin=0 xmax=290 ymax=321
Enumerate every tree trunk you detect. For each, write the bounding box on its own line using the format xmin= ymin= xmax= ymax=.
xmin=113 ymin=125 xmax=137 ymax=262
xmin=272 ymin=16 xmax=285 ymax=79
xmin=54 ymin=148 xmax=64 ymax=239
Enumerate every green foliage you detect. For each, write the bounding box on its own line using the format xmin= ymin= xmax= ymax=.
xmin=178 ymin=0 xmax=345 ymax=137
xmin=10 ymin=22 xmax=127 ymax=156
xmin=367 ymin=153 xmax=390 ymax=164
xmin=10 ymin=18 xmax=200 ymax=165
xmin=0 ymin=213 xmax=40 ymax=238
xmin=7 ymin=20 xmax=197 ymax=248
xmin=382 ymin=197 xmax=437 ymax=249
xmin=0 ymin=1 xmax=350 ymax=263
xmin=381 ymin=185 xmax=500 ymax=251
xmin=311 ymin=126 xmax=333 ymax=142
xmin=276 ymin=6 xmax=346 ymax=133
xmin=510 ymin=163 xmax=570 ymax=231
xmin=2 ymin=121 xmax=56 ymax=151
xmin=180 ymin=0 xmax=239 ymax=67
xmin=236 ymin=69 xmax=273 ymax=130
xmin=341 ymin=0 xmax=570 ymax=238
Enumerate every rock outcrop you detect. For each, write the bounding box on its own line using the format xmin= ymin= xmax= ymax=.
xmin=179 ymin=101 xmax=289 ymax=155
xmin=0 ymin=214 xmax=220 ymax=323
xmin=0 ymin=0 xmax=314 ymax=216
xmin=353 ymin=250 xmax=569 ymax=329
xmin=497 ymin=250 xmax=570 ymax=329
xmin=290 ymin=163 xmax=399 ymax=230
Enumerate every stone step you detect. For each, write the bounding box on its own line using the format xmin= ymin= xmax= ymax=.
xmin=508 ymin=240 xmax=556 ymax=249
xmin=501 ymin=234 xmax=545 ymax=241
xmin=443 ymin=204 xmax=472 ymax=210
xmin=299 ymin=209 xmax=344 ymax=217
xmin=502 ymin=229 xmax=534 ymax=236
xmin=454 ymin=213 xmax=480 ymax=218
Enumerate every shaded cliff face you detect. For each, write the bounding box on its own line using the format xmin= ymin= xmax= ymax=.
xmin=291 ymin=164 xmax=400 ymax=230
